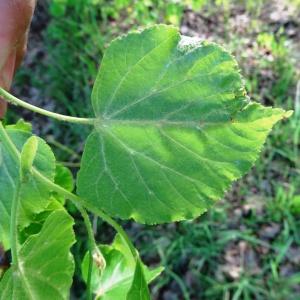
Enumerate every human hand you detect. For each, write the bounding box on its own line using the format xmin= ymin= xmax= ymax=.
xmin=0 ymin=0 xmax=36 ymax=118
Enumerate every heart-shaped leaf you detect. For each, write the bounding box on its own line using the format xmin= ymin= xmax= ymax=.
xmin=77 ymin=25 xmax=291 ymax=224
xmin=0 ymin=209 xmax=75 ymax=299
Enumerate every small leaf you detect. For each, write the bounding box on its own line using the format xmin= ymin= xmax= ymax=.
xmin=127 ymin=258 xmax=151 ymax=300
xmin=20 ymin=136 xmax=38 ymax=179
xmin=77 ymin=25 xmax=290 ymax=224
xmin=5 ymin=119 xmax=32 ymax=132
xmin=0 ymin=209 xmax=75 ymax=300
xmin=53 ymin=164 xmax=74 ymax=204
xmin=82 ymin=234 xmax=163 ymax=300
xmin=54 ymin=164 xmax=74 ymax=192
xmin=0 ymin=128 xmax=56 ymax=249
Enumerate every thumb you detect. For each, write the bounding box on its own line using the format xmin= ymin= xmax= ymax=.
xmin=0 ymin=0 xmax=36 ymax=118
xmin=0 ymin=49 xmax=17 ymax=117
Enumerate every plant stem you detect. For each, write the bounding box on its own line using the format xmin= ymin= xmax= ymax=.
xmin=1 ymin=120 xmax=137 ymax=271
xmin=10 ymin=183 xmax=21 ymax=267
xmin=57 ymin=161 xmax=81 ymax=168
xmin=87 ymin=250 xmax=93 ymax=300
xmin=77 ymin=206 xmax=94 ymax=300
xmin=0 ymin=123 xmax=20 ymax=267
xmin=88 ymin=206 xmax=138 ymax=260
xmin=0 ymin=88 xmax=95 ymax=125
xmin=48 ymin=137 xmax=80 ymax=160
xmin=32 ymin=169 xmax=138 ymax=260
xmin=1 ymin=122 xmax=138 ymax=300
xmin=0 ymin=122 xmax=96 ymax=272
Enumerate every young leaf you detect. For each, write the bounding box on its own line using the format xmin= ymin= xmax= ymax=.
xmin=77 ymin=25 xmax=291 ymax=224
xmin=5 ymin=119 xmax=32 ymax=132
xmin=54 ymin=164 xmax=74 ymax=192
xmin=82 ymin=234 xmax=163 ymax=300
xmin=0 ymin=209 xmax=75 ymax=300
xmin=126 ymin=258 xmax=151 ymax=300
xmin=20 ymin=136 xmax=38 ymax=179
xmin=0 ymin=128 xmax=55 ymax=249
xmin=53 ymin=163 xmax=74 ymax=204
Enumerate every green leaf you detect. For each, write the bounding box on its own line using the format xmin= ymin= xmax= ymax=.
xmin=19 ymin=199 xmax=67 ymax=245
xmin=0 ymin=209 xmax=75 ymax=300
xmin=0 ymin=129 xmax=56 ymax=249
xmin=20 ymin=136 xmax=38 ymax=179
xmin=77 ymin=25 xmax=291 ymax=224
xmin=82 ymin=234 xmax=162 ymax=300
xmin=54 ymin=164 xmax=74 ymax=192
xmin=53 ymin=163 xmax=74 ymax=204
xmin=126 ymin=258 xmax=151 ymax=300
xmin=5 ymin=119 xmax=32 ymax=132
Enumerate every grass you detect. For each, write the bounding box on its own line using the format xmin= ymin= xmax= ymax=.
xmin=135 ymin=183 xmax=300 ymax=299
xmin=9 ymin=0 xmax=300 ymax=299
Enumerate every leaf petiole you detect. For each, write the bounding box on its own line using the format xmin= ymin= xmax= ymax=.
xmin=30 ymin=168 xmax=138 ymax=260
xmin=75 ymin=203 xmax=96 ymax=300
xmin=0 ymin=88 xmax=95 ymax=125
xmin=0 ymin=123 xmax=107 ymax=297
xmin=9 ymin=183 xmax=21 ymax=268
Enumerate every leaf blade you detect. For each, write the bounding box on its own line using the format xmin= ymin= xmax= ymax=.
xmin=82 ymin=234 xmax=162 ymax=300
xmin=77 ymin=25 xmax=290 ymax=224
xmin=0 ymin=209 xmax=75 ymax=300
xmin=126 ymin=258 xmax=151 ymax=300
xmin=0 ymin=129 xmax=56 ymax=249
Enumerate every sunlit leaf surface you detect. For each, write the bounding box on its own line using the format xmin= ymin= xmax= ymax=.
xmin=77 ymin=25 xmax=290 ymax=224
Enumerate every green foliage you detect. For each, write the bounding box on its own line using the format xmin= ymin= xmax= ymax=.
xmin=77 ymin=25 xmax=290 ymax=224
xmin=82 ymin=234 xmax=162 ymax=299
xmin=53 ymin=164 xmax=74 ymax=203
xmin=0 ymin=25 xmax=291 ymax=298
xmin=291 ymin=195 xmax=300 ymax=215
xmin=0 ymin=129 xmax=55 ymax=250
xmin=0 ymin=210 xmax=75 ymax=299
xmin=54 ymin=164 xmax=74 ymax=192
xmin=127 ymin=258 xmax=151 ymax=300
xmin=20 ymin=136 xmax=38 ymax=179
xmin=5 ymin=120 xmax=32 ymax=132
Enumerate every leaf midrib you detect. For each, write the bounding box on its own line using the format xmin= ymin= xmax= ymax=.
xmin=95 ymin=118 xmax=233 ymax=129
